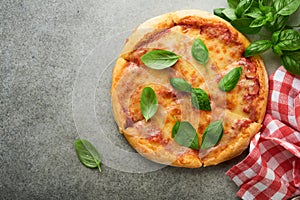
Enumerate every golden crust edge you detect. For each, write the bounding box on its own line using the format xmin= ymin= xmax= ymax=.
xmin=203 ymin=122 xmax=262 ymax=166
xmin=120 ymin=10 xmax=252 ymax=56
xmin=123 ymin=133 xmax=202 ymax=168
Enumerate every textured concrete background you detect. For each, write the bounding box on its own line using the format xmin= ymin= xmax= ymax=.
xmin=2 ymin=0 xmax=296 ymax=199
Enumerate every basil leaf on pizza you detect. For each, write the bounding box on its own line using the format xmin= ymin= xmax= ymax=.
xmin=140 ymin=87 xmax=158 ymax=121
xmin=219 ymin=67 xmax=242 ymax=92
xmin=191 ymin=88 xmax=211 ymax=111
xmin=192 ymin=38 xmax=209 ymax=66
xmin=74 ymin=139 xmax=102 ymax=172
xmin=141 ymin=50 xmax=180 ymax=69
xmin=172 ymin=120 xmax=199 ymax=150
xmin=170 ymin=78 xmax=193 ymax=93
xmin=201 ymin=121 xmax=224 ymax=150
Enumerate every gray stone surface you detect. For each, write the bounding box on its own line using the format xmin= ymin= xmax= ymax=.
xmin=2 ymin=0 xmax=296 ymax=199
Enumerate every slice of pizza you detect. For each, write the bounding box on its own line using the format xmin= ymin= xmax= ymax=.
xmin=111 ymin=10 xmax=268 ymax=168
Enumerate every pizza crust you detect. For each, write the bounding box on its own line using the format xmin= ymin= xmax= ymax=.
xmin=111 ymin=10 xmax=268 ymax=168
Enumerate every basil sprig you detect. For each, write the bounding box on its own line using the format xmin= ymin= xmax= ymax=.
xmin=74 ymin=139 xmax=102 ymax=172
xmin=140 ymin=87 xmax=158 ymax=121
xmin=141 ymin=50 xmax=179 ymax=69
xmin=244 ymin=29 xmax=300 ymax=75
xmin=191 ymin=38 xmax=209 ymax=66
xmin=201 ymin=121 xmax=224 ymax=150
xmin=172 ymin=120 xmax=199 ymax=150
xmin=214 ymin=0 xmax=300 ymax=75
xmin=219 ymin=67 xmax=242 ymax=92
xmin=170 ymin=78 xmax=211 ymax=111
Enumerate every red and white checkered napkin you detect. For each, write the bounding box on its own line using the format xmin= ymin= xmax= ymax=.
xmin=226 ymin=66 xmax=300 ymax=200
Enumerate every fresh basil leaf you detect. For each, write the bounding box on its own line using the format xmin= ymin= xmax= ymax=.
xmin=201 ymin=121 xmax=224 ymax=150
xmin=170 ymin=78 xmax=193 ymax=93
xmin=281 ymin=50 xmax=300 ymax=75
xmin=261 ymin=0 xmax=273 ymax=6
xmin=259 ymin=5 xmax=273 ymax=14
xmin=219 ymin=67 xmax=243 ymax=92
xmin=74 ymin=139 xmax=102 ymax=172
xmin=235 ymin=0 xmax=254 ymax=17
xmin=222 ymin=8 xmax=238 ymax=21
xmin=245 ymin=8 xmax=263 ymax=18
xmin=231 ymin=18 xmax=262 ymax=34
xmin=273 ymin=45 xmax=283 ymax=56
xmin=274 ymin=0 xmax=300 ymax=16
xmin=249 ymin=16 xmax=268 ymax=27
xmin=244 ymin=40 xmax=273 ymax=57
xmin=273 ymin=29 xmax=300 ymax=51
xmin=272 ymin=30 xmax=281 ymax=44
xmin=214 ymin=8 xmax=231 ymax=22
xmin=191 ymin=38 xmax=209 ymax=66
xmin=191 ymin=88 xmax=211 ymax=111
xmin=265 ymin=15 xmax=289 ymax=32
xmin=141 ymin=50 xmax=179 ymax=70
xmin=227 ymin=0 xmax=240 ymax=8
xmin=140 ymin=87 xmax=158 ymax=121
xmin=172 ymin=121 xmax=199 ymax=150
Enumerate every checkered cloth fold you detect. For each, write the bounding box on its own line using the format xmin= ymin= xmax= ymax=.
xmin=226 ymin=67 xmax=300 ymax=200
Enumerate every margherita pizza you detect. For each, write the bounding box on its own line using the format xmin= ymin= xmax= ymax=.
xmin=111 ymin=10 xmax=268 ymax=168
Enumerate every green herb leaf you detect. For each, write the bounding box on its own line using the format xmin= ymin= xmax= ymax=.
xmin=235 ymin=0 xmax=254 ymax=17
xmin=201 ymin=121 xmax=224 ymax=150
xmin=227 ymin=0 xmax=240 ymax=8
xmin=274 ymin=0 xmax=300 ymax=16
xmin=170 ymin=78 xmax=193 ymax=93
xmin=272 ymin=30 xmax=281 ymax=44
xmin=191 ymin=88 xmax=211 ymax=111
xmin=231 ymin=18 xmax=262 ymax=34
xmin=219 ymin=67 xmax=243 ymax=92
xmin=214 ymin=8 xmax=231 ymax=21
xmin=191 ymin=38 xmax=209 ymax=66
xmin=281 ymin=50 xmax=300 ymax=75
xmin=261 ymin=0 xmax=273 ymax=6
xmin=222 ymin=8 xmax=238 ymax=21
xmin=244 ymin=40 xmax=273 ymax=57
xmin=273 ymin=29 xmax=300 ymax=52
xmin=172 ymin=120 xmax=199 ymax=150
xmin=249 ymin=16 xmax=268 ymax=28
xmin=245 ymin=8 xmax=263 ymax=18
xmin=265 ymin=15 xmax=289 ymax=32
xmin=141 ymin=50 xmax=179 ymax=70
xmin=140 ymin=87 xmax=158 ymax=121
xmin=74 ymin=139 xmax=102 ymax=172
